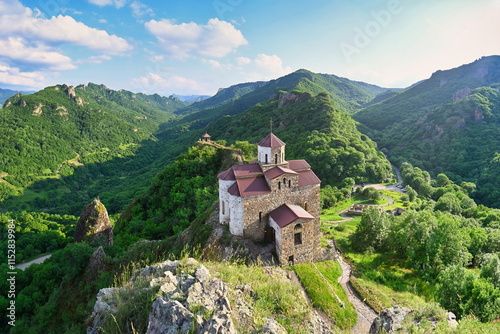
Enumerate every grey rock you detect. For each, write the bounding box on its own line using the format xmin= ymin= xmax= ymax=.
xmin=370 ymin=306 xmax=409 ymax=334
xmin=200 ymin=312 xmax=237 ymax=334
xmin=446 ymin=312 xmax=458 ymax=328
xmin=195 ymin=265 xmax=211 ymax=283
xmin=146 ymin=298 xmax=193 ymax=334
xmin=259 ymin=318 xmax=287 ymax=334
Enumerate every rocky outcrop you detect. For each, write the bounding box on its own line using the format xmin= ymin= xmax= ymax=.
xmin=370 ymin=306 xmax=459 ymax=333
xmin=87 ymin=258 xmax=238 ymax=334
xmin=74 ymin=199 xmax=113 ymax=245
xmin=87 ymin=257 xmax=328 ymax=334
xmin=32 ymin=103 xmax=44 ymax=116
xmin=277 ymin=91 xmax=312 ymax=107
xmin=86 ymin=246 xmax=107 ymax=282
xmin=452 ymin=87 xmax=472 ymax=102
xmin=370 ymin=306 xmax=409 ymax=333
xmin=62 ymin=84 xmax=86 ymax=105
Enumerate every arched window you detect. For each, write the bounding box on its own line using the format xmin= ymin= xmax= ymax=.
xmin=275 ymin=154 xmax=278 ymax=164
xmin=304 ymin=202 xmax=308 ymax=211
xmin=294 ymin=224 xmax=303 ymax=245
xmin=278 ymin=182 xmax=281 ymax=190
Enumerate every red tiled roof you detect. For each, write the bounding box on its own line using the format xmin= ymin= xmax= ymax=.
xmin=202 ymin=133 xmax=211 ymax=138
xmin=269 ymin=204 xmax=314 ymax=228
xmin=218 ymin=168 xmax=235 ymax=180
xmin=228 ymin=177 xmax=271 ymax=197
xmin=264 ymin=166 xmax=298 ymax=180
xmin=297 ymin=169 xmax=321 ymax=187
xmin=232 ymin=164 xmax=263 ymax=178
xmin=258 ymin=133 xmax=285 ymax=148
xmin=288 ymin=159 xmax=311 ymax=171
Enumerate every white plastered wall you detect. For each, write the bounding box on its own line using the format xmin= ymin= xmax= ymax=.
xmin=219 ymin=179 xmax=235 ymax=223
xmin=229 ymin=195 xmax=244 ymax=236
xmin=258 ymin=146 xmax=272 ymax=164
xmin=269 ymin=217 xmax=282 ymax=258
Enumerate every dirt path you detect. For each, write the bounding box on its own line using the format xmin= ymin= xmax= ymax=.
xmin=337 ymin=255 xmax=377 ymax=333
xmin=16 ymin=254 xmax=52 ymax=270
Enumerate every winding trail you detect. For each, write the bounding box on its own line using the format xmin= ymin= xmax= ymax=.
xmin=332 ymin=165 xmax=404 ymax=332
xmin=337 ymin=254 xmax=377 ymax=333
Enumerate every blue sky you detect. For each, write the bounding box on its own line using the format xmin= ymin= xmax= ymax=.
xmin=1 ymin=0 xmax=499 ymax=95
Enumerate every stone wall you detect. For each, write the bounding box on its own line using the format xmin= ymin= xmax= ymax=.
xmin=279 ymin=217 xmax=319 ymax=264
xmin=241 ymin=184 xmax=320 ymax=243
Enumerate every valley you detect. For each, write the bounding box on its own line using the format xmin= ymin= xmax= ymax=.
xmin=1 ymin=57 xmax=500 ymax=333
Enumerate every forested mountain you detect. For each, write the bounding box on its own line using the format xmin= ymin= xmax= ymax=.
xmin=354 ymin=56 xmax=500 ymax=207
xmin=0 ymin=88 xmax=34 ymax=107
xmin=0 ymin=84 xmax=188 ymax=213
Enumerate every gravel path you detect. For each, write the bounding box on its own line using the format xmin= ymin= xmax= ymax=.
xmin=337 ymin=254 xmax=377 ymax=333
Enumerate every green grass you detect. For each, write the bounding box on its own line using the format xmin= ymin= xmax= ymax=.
xmin=292 ymin=261 xmax=357 ymax=330
xmin=320 ymin=195 xmax=380 ymax=221
xmin=380 ymin=189 xmax=409 ymax=211
xmin=206 ymin=261 xmax=311 ymax=333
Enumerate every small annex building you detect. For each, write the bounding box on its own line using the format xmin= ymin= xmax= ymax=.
xmin=218 ymin=133 xmax=321 ymax=264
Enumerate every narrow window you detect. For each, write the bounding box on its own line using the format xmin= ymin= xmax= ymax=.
xmin=278 ymin=182 xmax=281 ymax=190
xmin=259 ymin=212 xmax=262 ymax=223
xmin=222 ymin=201 xmax=225 ymax=215
xmin=288 ymin=180 xmax=291 ymax=188
xmin=288 ymin=255 xmax=294 ymax=265
xmin=294 ymin=224 xmax=303 ymax=245
xmin=265 ymin=154 xmax=268 ymax=164
xmin=275 ymin=154 xmax=278 ymax=164
xmin=304 ymin=202 xmax=308 ymax=211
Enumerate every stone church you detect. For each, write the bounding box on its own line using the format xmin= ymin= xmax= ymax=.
xmin=218 ymin=133 xmax=321 ymax=264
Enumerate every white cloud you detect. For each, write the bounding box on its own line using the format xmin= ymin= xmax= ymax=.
xmin=130 ymin=1 xmax=153 ymax=18
xmin=0 ymin=63 xmax=46 ymax=88
xmin=202 ymin=59 xmax=234 ymax=70
xmin=234 ymin=54 xmax=292 ymax=81
xmin=130 ymin=72 xmax=211 ymax=95
xmin=0 ymin=1 xmax=132 ymax=54
xmin=76 ymin=55 xmax=112 ymax=64
xmin=236 ymin=57 xmax=251 ymax=65
xmin=87 ymin=0 xmax=127 ymax=8
xmin=0 ymin=0 xmax=132 ymax=88
xmin=145 ymin=18 xmax=248 ymax=59
xmin=0 ymin=37 xmax=75 ymax=71
xmin=98 ymin=18 xmax=108 ymax=24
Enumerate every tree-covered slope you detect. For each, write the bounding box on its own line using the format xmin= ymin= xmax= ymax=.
xmin=0 ymin=84 xmax=186 ymax=210
xmin=353 ymin=56 xmax=500 ymax=207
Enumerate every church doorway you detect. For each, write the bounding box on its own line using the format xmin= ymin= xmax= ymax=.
xmin=264 ymin=225 xmax=275 ymax=243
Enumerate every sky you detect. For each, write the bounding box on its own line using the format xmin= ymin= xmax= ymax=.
xmin=0 ymin=0 xmax=499 ymax=96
